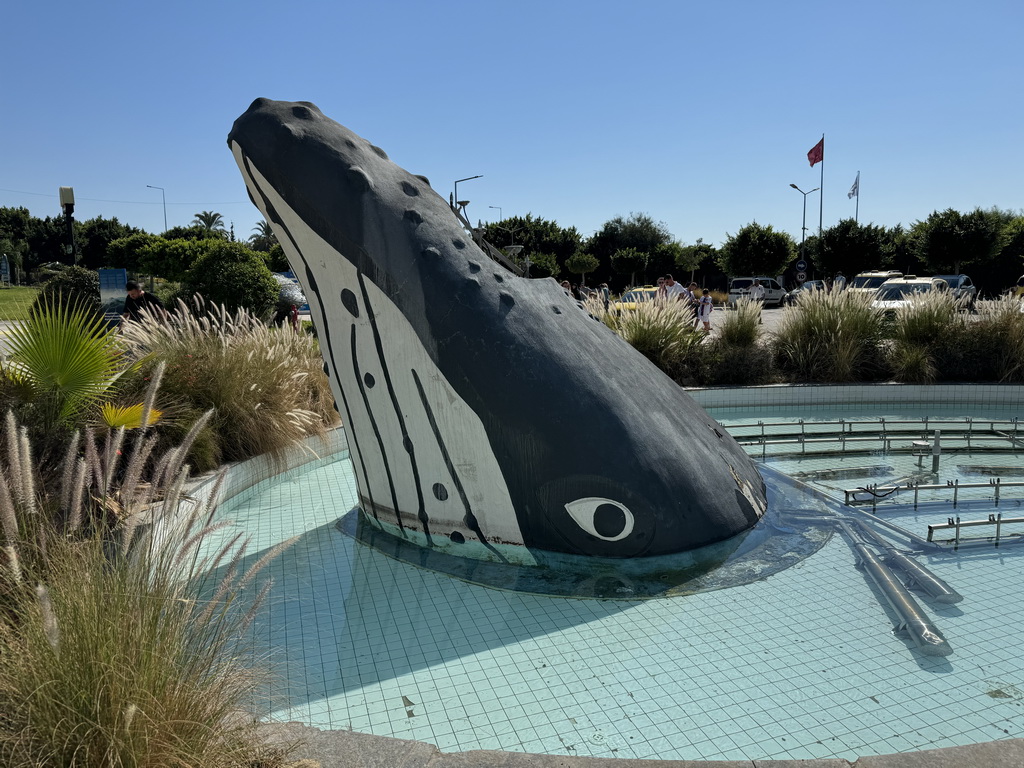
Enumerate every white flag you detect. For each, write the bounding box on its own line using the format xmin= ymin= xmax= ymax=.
xmin=848 ymin=172 xmax=860 ymax=199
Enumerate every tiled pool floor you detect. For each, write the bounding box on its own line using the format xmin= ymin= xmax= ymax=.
xmin=203 ymin=414 xmax=1024 ymax=762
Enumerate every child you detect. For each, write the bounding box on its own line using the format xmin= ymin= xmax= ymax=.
xmin=698 ymin=288 xmax=714 ymax=332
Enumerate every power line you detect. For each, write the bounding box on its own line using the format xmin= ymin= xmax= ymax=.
xmin=0 ymin=187 xmax=248 ymax=206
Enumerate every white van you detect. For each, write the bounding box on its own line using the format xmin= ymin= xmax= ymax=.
xmin=727 ymin=277 xmax=786 ymax=307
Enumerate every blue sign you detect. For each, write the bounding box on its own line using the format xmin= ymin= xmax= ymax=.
xmin=795 ymin=259 xmax=808 ymax=272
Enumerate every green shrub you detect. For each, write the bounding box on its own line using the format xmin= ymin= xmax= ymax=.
xmin=705 ymin=340 xmax=776 ymax=387
xmin=889 ymin=342 xmax=937 ymax=383
xmin=718 ymin=298 xmax=761 ymax=348
xmin=30 ymin=266 xmax=101 ymax=318
xmin=181 ymin=241 xmax=279 ymax=316
xmin=773 ymin=289 xmax=884 ymax=382
xmin=120 ymin=297 xmax=338 ymax=464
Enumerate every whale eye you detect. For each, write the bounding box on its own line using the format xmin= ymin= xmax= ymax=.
xmin=564 ymin=498 xmax=634 ymax=541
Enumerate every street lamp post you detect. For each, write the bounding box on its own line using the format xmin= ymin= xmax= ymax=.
xmin=147 ymin=185 xmax=167 ymax=232
xmin=488 ymin=205 xmax=502 ymax=222
xmin=789 ymin=183 xmax=820 ymax=265
xmin=453 ymin=175 xmax=482 ymax=213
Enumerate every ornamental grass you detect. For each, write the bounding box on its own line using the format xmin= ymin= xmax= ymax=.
xmin=773 ymin=288 xmax=885 ymax=383
xmin=595 ymin=295 xmax=708 ymax=376
xmin=119 ymin=297 xmax=338 ymax=470
xmin=0 ymin=404 xmax=294 ymax=767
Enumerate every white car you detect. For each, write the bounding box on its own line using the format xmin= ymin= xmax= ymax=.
xmin=849 ymin=270 xmax=903 ymax=295
xmin=871 ymin=276 xmax=949 ymax=312
xmin=727 ymin=277 xmax=786 ymax=307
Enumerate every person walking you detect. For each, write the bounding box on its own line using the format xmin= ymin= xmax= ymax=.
xmin=698 ymin=288 xmax=714 ymax=333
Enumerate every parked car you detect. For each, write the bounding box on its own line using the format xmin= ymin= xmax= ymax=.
xmin=849 ymin=270 xmax=903 ymax=295
xmin=1013 ymin=275 xmax=1024 ymax=298
xmin=784 ymin=280 xmax=827 ymax=305
xmin=932 ymin=274 xmax=977 ymax=308
xmin=611 ymin=286 xmax=659 ymax=312
xmin=727 ymin=277 xmax=786 ymax=307
xmin=871 ymin=276 xmax=949 ymax=313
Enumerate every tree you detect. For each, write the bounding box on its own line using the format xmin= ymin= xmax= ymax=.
xmin=161 ymin=224 xmax=211 ymax=241
xmin=264 ymin=243 xmax=290 ymax=272
xmin=990 ymin=216 xmax=1024 ymax=295
xmin=248 ymin=220 xmax=278 ymax=252
xmin=191 ymin=211 xmax=228 ymax=237
xmin=181 ymin=241 xmax=279 ymax=315
xmin=610 ymin=247 xmax=650 ymax=287
xmin=76 ymin=216 xmax=142 ymax=270
xmin=718 ymin=222 xmax=795 ymax=278
xmin=588 ymin=212 xmax=673 ymax=288
xmin=565 ymin=251 xmax=599 ymax=285
xmin=481 ymin=214 xmax=582 ymax=278
xmin=107 ymin=233 xmax=160 ymax=273
xmin=814 ymin=219 xmax=891 ymax=278
xmin=910 ymin=208 xmax=1006 ymax=274
xmin=138 ymin=237 xmax=206 ymax=282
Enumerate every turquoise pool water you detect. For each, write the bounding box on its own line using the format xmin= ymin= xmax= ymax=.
xmin=204 ymin=405 xmax=1024 ymax=761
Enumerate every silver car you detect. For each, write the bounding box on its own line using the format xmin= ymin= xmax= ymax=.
xmin=933 ymin=274 xmax=977 ymax=308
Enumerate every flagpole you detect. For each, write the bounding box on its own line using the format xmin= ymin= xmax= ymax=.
xmin=855 ymin=171 xmax=860 ymax=222
xmin=818 ymin=134 xmax=824 ymax=237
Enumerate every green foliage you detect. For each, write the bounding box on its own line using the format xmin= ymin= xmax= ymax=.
xmin=773 ymin=288 xmax=884 ymax=382
xmin=718 ymin=298 xmax=761 ymax=347
xmin=31 ymin=265 xmax=101 ymax=317
xmin=565 ymin=251 xmax=599 ymax=282
xmin=610 ymin=247 xmax=650 ymax=286
xmin=159 ymin=224 xmax=210 ymax=241
xmin=191 ymin=210 xmax=227 ymax=235
xmin=2 ymin=297 xmax=127 ymax=463
xmin=264 ymin=242 xmax=290 ymax=272
xmin=888 ymin=343 xmax=937 ymax=383
xmin=677 ymin=239 xmax=717 ymax=273
xmin=0 ymin=415 xmax=291 ymax=767
xmin=523 ymin=251 xmax=559 ymax=278
xmin=76 ymin=216 xmax=142 ymax=270
xmin=718 ymin=222 xmax=796 ymax=278
xmin=138 ymin=237 xmax=205 ymax=282
xmin=481 ymin=214 xmax=582 ymax=279
xmin=106 ymin=232 xmax=159 ymax=273
xmin=969 ymin=295 xmax=1024 ymax=381
xmin=814 ymin=219 xmax=893 ymax=277
xmin=181 ymin=241 xmax=279 ymax=315
xmin=910 ymin=207 xmax=1007 ymax=274
xmin=248 ymin=219 xmax=278 ymax=252
xmin=120 ymin=298 xmax=339 ymax=465
xmin=588 ymin=213 xmax=673 ymax=288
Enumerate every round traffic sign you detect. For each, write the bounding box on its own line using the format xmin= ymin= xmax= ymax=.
xmin=796 ymin=271 xmax=807 ymax=282
xmin=795 ymin=259 xmax=808 ymax=272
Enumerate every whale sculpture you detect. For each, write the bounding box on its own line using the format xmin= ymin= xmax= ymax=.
xmin=228 ymin=98 xmax=766 ymax=563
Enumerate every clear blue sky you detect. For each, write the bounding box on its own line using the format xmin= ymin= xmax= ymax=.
xmin=2 ymin=0 xmax=1021 ymax=249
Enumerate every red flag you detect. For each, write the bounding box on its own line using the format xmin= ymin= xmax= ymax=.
xmin=807 ymin=138 xmax=824 ymax=167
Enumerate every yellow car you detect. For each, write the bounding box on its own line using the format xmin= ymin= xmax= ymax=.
xmin=611 ymin=286 xmax=660 ymax=311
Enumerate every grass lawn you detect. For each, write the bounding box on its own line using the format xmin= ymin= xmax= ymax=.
xmin=0 ymin=285 xmax=40 ymax=321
